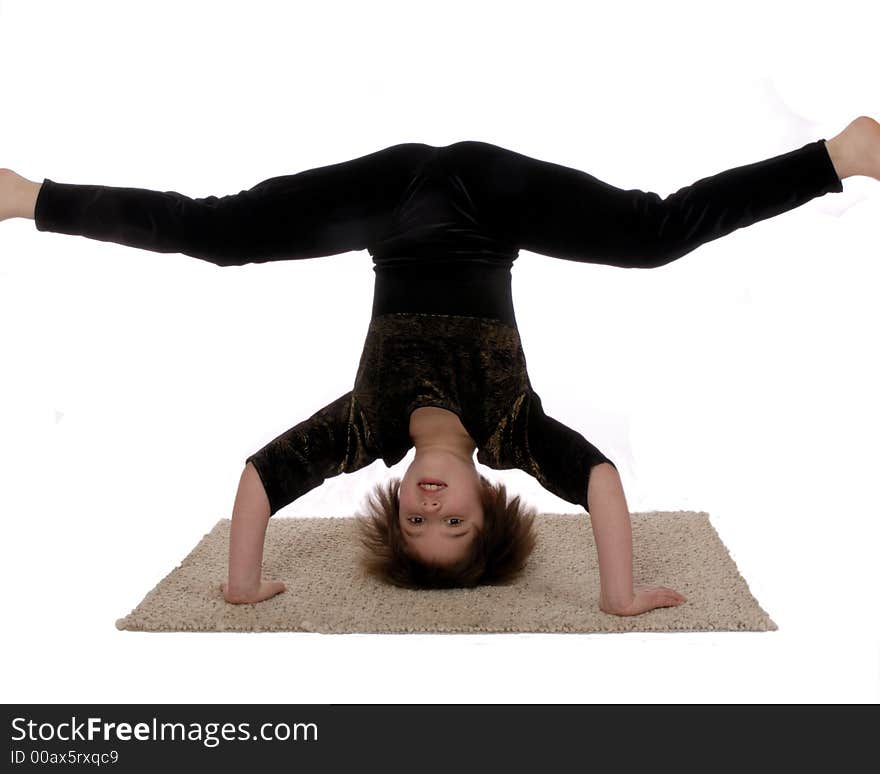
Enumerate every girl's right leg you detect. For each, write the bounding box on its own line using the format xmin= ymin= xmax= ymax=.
xmin=825 ymin=115 xmax=880 ymax=181
xmin=474 ymin=114 xmax=878 ymax=272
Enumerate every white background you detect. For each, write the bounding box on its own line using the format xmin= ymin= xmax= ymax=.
xmin=1 ymin=0 xmax=877 ymax=703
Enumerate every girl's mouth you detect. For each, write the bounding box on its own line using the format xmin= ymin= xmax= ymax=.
xmin=418 ymin=479 xmax=447 ymax=490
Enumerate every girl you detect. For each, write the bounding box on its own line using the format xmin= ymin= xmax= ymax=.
xmin=2 ymin=116 xmax=876 ymax=616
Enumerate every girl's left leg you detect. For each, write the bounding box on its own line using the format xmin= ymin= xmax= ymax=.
xmin=0 ymin=168 xmax=40 ymax=221
xmin=5 ymin=142 xmax=427 ymax=267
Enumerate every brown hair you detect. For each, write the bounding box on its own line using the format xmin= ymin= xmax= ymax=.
xmin=354 ymin=474 xmax=538 ymax=589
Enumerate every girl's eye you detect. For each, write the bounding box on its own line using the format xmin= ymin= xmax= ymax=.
xmin=407 ymin=517 xmax=462 ymax=526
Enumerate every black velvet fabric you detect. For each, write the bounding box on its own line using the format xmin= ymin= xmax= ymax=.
xmin=33 ymin=138 xmax=842 ymax=514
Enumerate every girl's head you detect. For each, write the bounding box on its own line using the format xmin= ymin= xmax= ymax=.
xmin=355 ymin=471 xmax=538 ymax=590
xmin=396 ymin=445 xmax=486 ymax=565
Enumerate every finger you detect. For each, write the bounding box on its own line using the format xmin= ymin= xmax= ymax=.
xmin=654 ymin=590 xmax=683 ymax=608
xmin=267 ymin=581 xmax=286 ymax=598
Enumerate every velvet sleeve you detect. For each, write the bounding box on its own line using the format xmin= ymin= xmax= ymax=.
xmin=480 ymin=390 xmax=617 ymax=512
xmin=244 ymin=392 xmax=377 ymax=516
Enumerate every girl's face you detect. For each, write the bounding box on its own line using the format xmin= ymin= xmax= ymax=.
xmin=398 ymin=449 xmax=485 ymax=565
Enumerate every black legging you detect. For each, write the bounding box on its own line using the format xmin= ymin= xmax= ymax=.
xmin=33 ymin=137 xmax=843 ymax=328
xmin=31 ymin=138 xmax=844 ymax=513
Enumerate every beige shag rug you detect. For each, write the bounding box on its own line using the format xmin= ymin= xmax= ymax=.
xmin=115 ymin=512 xmax=777 ymax=634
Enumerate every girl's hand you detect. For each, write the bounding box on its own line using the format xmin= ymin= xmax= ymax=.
xmin=600 ymin=584 xmax=686 ymax=617
xmin=220 ymin=579 xmax=286 ymax=605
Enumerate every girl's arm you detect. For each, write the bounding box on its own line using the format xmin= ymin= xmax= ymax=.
xmin=587 ymin=462 xmax=686 ymax=616
xmin=221 ymin=462 xmax=282 ymax=604
xmin=222 ymin=391 xmax=377 ymax=604
xmin=492 ymin=391 xmax=685 ymax=616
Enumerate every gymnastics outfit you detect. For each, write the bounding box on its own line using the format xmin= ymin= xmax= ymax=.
xmin=33 ymin=138 xmax=842 ymax=514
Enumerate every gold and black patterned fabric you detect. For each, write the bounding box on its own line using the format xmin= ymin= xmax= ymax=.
xmin=33 ymin=138 xmax=842 ymax=514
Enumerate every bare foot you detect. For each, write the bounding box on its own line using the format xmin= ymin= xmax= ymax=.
xmin=0 ymin=169 xmax=19 ymax=222
xmin=825 ymin=115 xmax=880 ymax=181
xmin=0 ymin=168 xmax=40 ymax=221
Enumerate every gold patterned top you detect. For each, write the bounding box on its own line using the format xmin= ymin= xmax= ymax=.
xmin=32 ymin=136 xmax=842 ymax=516
xmin=245 ymin=311 xmax=616 ymax=515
